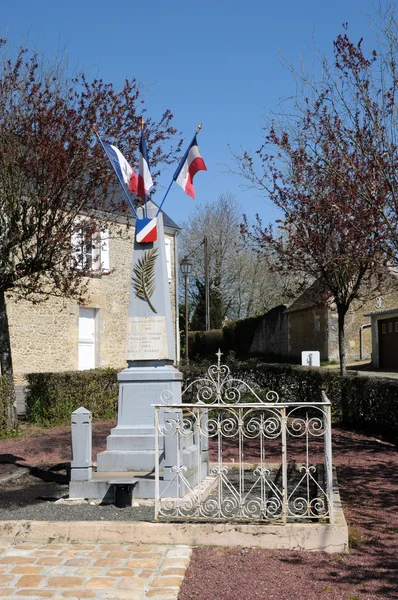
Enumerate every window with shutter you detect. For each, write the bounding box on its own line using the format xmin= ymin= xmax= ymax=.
xmin=165 ymin=237 xmax=172 ymax=282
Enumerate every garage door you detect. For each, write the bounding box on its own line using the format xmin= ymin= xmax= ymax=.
xmin=378 ymin=317 xmax=398 ymax=370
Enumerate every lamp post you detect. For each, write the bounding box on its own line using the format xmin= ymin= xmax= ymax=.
xmin=180 ymin=256 xmax=192 ymax=362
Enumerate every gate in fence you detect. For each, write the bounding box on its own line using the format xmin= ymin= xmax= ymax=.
xmin=154 ymin=352 xmax=334 ymax=524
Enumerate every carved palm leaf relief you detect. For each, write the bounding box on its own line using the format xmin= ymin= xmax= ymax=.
xmin=132 ymin=247 xmax=158 ymax=313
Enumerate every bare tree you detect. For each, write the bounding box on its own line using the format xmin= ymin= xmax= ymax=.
xmin=179 ymin=193 xmax=293 ymax=327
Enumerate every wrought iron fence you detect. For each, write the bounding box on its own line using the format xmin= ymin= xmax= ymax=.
xmin=154 ymin=352 xmax=334 ymax=524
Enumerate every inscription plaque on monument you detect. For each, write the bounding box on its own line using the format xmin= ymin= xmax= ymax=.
xmin=126 ymin=316 xmax=168 ymax=360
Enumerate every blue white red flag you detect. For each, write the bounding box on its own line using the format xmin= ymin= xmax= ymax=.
xmin=136 ymin=217 xmax=157 ymax=243
xmin=102 ymin=141 xmax=138 ymax=193
xmin=137 ymin=132 xmax=153 ymax=200
xmin=173 ymin=135 xmax=206 ymax=198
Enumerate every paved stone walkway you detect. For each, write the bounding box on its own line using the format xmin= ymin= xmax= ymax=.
xmin=0 ymin=541 xmax=191 ymax=600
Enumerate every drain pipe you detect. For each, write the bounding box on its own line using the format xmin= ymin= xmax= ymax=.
xmin=360 ymin=323 xmax=371 ymax=360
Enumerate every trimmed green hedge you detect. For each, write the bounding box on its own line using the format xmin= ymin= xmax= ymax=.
xmin=180 ymin=359 xmax=345 ymax=420
xmin=342 ymin=376 xmax=398 ymax=445
xmin=0 ymin=375 xmax=13 ymax=435
xmin=25 ymin=368 xmax=119 ymax=426
xmin=23 ymin=361 xmax=398 ymax=445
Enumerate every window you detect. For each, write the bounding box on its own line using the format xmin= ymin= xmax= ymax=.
xmin=395 ymin=323 xmax=398 ymax=333
xmin=165 ymin=237 xmax=172 ymax=282
xmin=389 ymin=322 xmax=393 ymax=333
xmin=382 ymin=324 xmax=386 ymax=334
xmin=72 ymin=227 xmax=110 ymax=272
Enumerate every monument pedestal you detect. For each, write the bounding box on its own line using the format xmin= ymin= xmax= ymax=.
xmin=96 ymin=363 xmax=182 ymax=473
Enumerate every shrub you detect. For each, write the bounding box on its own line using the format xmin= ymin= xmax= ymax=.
xmin=0 ymin=375 xmax=14 ymax=436
xmin=25 ymin=367 xmax=119 ymax=426
xmin=342 ymin=375 xmax=398 ymax=445
xmin=180 ymin=358 xmax=345 ymax=419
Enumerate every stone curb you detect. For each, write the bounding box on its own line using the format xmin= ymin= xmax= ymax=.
xmin=0 ymin=516 xmax=348 ymax=553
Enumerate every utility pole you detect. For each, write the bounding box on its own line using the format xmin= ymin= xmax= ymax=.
xmin=204 ymin=236 xmax=210 ymax=331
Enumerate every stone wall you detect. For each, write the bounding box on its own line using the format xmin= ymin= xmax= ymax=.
xmin=287 ymin=307 xmax=329 ymax=362
xmin=331 ymin=285 xmax=398 ymax=363
xmin=7 ymin=223 xmax=178 ymax=384
xmin=249 ymin=305 xmax=288 ymax=357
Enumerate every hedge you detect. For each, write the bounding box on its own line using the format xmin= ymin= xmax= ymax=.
xmin=180 ymin=359 xmax=345 ymax=420
xmin=25 ymin=367 xmax=119 ymax=426
xmin=0 ymin=375 xmax=13 ymax=435
xmin=23 ymin=361 xmax=398 ymax=445
xmin=342 ymin=376 xmax=398 ymax=445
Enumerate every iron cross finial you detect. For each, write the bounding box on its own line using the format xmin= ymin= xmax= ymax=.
xmin=216 ymin=348 xmax=223 ymax=366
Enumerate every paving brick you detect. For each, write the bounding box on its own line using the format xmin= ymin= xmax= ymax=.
xmin=36 ymin=557 xmax=64 ymax=566
xmin=61 ymin=591 xmax=96 ymax=598
xmin=139 ymin=569 xmax=154 ymax=579
xmin=106 ymin=568 xmax=138 ymax=577
xmin=125 ymin=559 xmax=159 ymax=569
xmin=10 ymin=565 xmax=44 ymax=574
xmin=15 ymin=574 xmax=46 ymax=587
xmin=0 ymin=576 xmax=15 ymax=586
xmin=48 ymin=577 xmax=85 ymax=588
xmin=94 ymin=559 xmax=120 ymax=567
xmin=13 ymin=545 xmax=39 ymax=551
xmin=164 ymin=548 xmax=191 ymax=559
xmin=58 ymin=551 xmax=81 ymax=557
xmin=16 ymin=591 xmax=56 ymax=597
xmin=64 ymin=558 xmax=91 ymax=567
xmin=40 ymin=545 xmax=68 ymax=551
xmin=85 ymin=577 xmax=117 ymax=589
xmin=0 ymin=556 xmax=32 ymax=564
xmin=116 ymin=577 xmax=146 ymax=591
xmin=161 ymin=558 xmax=190 ymax=568
xmin=0 ymin=590 xmax=16 ymax=596
xmin=150 ymin=576 xmax=184 ymax=588
xmin=127 ymin=545 xmax=154 ymax=552
xmin=132 ymin=552 xmax=163 ymax=559
xmin=87 ymin=552 xmax=106 ymax=558
xmin=101 ymin=591 xmax=143 ymax=600
xmin=159 ymin=567 xmax=187 ymax=577
xmin=68 ymin=545 xmax=95 ymax=551
xmin=75 ymin=567 xmax=104 ymax=577
xmin=106 ymin=551 xmax=131 ymax=559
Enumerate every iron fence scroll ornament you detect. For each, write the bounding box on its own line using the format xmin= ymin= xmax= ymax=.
xmin=155 ymin=350 xmax=334 ymax=524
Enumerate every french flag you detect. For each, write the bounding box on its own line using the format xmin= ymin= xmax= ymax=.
xmin=173 ymin=135 xmax=207 ymax=198
xmin=137 ymin=131 xmax=154 ymax=199
xmin=102 ymin=141 xmax=138 ymax=193
xmin=136 ymin=217 xmax=157 ymax=243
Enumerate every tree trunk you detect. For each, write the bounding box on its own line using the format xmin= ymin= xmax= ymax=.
xmin=0 ymin=289 xmax=17 ymax=430
xmin=337 ymin=304 xmax=348 ymax=377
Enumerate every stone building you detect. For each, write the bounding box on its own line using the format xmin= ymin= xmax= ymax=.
xmin=7 ymin=201 xmax=181 ymax=384
xmin=250 ymin=271 xmax=398 ymax=366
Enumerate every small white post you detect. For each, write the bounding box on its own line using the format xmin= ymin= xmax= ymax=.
xmin=70 ymin=407 xmax=92 ymax=481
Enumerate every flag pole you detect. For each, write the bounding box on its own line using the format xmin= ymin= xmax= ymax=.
xmin=156 ymin=123 xmax=203 ymax=217
xmin=93 ymin=125 xmax=138 ymax=219
xmin=141 ymin=117 xmax=148 ymax=220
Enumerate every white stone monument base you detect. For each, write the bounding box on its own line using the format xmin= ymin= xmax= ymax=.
xmin=96 ymin=364 xmax=182 ymax=474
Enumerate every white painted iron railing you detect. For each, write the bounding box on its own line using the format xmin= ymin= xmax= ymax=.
xmin=154 ymin=352 xmax=334 ymax=524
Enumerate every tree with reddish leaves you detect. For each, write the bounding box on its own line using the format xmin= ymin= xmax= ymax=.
xmin=233 ymin=17 xmax=395 ymax=373
xmin=0 ymin=41 xmax=182 ymax=430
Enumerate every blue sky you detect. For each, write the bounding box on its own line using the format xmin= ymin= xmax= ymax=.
xmin=3 ymin=0 xmax=381 ymax=226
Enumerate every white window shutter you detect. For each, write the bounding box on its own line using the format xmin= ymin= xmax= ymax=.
xmin=165 ymin=237 xmax=172 ymax=282
xmin=100 ymin=229 xmax=110 ymax=272
xmin=91 ymin=234 xmax=100 ymax=271
xmin=71 ymin=228 xmax=83 ymax=270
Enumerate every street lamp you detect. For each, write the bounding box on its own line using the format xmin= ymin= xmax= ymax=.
xmin=180 ymin=256 xmax=192 ymax=362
